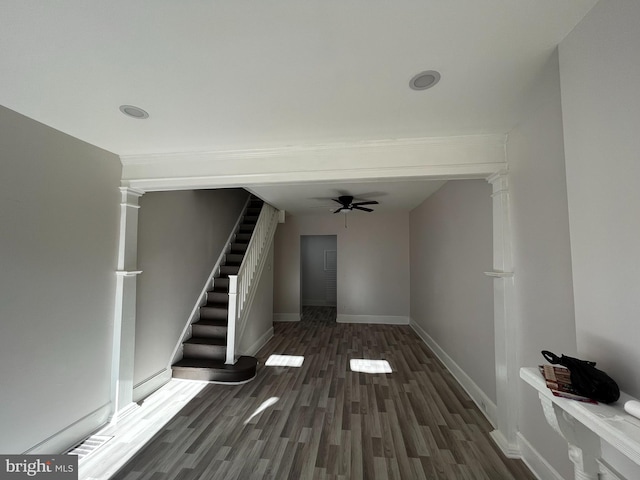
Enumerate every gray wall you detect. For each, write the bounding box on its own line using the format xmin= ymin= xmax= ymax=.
xmin=134 ymin=189 xmax=248 ymax=386
xmin=506 ymin=50 xmax=577 ymax=480
xmin=301 ymin=235 xmax=337 ymax=306
xmin=0 ymin=105 xmax=122 ymax=453
xmin=560 ymin=0 xmax=640 ymax=398
xmin=409 ymin=180 xmax=496 ymax=403
xmin=274 ymin=212 xmax=410 ymax=320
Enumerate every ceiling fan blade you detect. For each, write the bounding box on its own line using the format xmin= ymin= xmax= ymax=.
xmin=332 ymin=198 xmax=344 ymax=205
xmin=353 ymin=206 xmax=374 ymax=212
xmin=352 ymin=200 xmax=379 ymax=206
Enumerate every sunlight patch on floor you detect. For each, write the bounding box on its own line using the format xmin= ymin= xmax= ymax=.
xmin=350 ymin=359 xmax=392 ymax=374
xmin=244 ymin=397 xmax=279 ymax=425
xmin=265 ymin=354 xmax=304 ymax=367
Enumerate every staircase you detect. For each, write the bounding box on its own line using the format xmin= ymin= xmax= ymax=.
xmin=171 ymin=196 xmax=265 ymax=383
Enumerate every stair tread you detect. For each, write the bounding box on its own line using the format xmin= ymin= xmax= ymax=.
xmin=193 ymin=318 xmax=227 ymax=327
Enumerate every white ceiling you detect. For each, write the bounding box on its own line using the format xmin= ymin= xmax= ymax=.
xmin=1 ymin=1 xmax=597 ymax=213
xmin=249 ymin=179 xmax=447 ymax=215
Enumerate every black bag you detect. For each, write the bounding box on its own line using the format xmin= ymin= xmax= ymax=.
xmin=541 ymin=350 xmax=620 ymax=404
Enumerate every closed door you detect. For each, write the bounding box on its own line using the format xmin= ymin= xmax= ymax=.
xmin=300 ymin=235 xmax=337 ymax=307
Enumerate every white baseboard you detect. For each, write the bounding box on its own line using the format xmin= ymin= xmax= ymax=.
xmin=490 ymin=429 xmax=521 ymax=459
xmin=23 ymin=402 xmax=111 ymax=454
xmin=409 ymin=318 xmax=498 ymax=428
xmin=337 ymin=314 xmax=409 ymax=325
xmin=274 ymin=313 xmax=301 ymax=322
xmin=517 ymin=432 xmax=564 ymax=480
xmin=243 ymin=326 xmax=274 ymax=357
xmin=133 ymin=368 xmax=172 ymax=403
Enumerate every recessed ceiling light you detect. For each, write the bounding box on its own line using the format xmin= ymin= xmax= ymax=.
xmin=409 ymin=70 xmax=441 ymax=91
xmin=119 ymin=105 xmax=149 ymax=119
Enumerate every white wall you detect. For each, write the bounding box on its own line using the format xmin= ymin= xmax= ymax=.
xmin=0 ymin=105 xmax=122 ymax=453
xmin=301 ymin=235 xmax=337 ymax=306
xmin=409 ymin=180 xmax=496 ymax=404
xmin=134 ymin=189 xmax=248 ymax=387
xmin=274 ymin=212 xmax=410 ymax=322
xmin=239 ymin=244 xmax=275 ymax=355
xmin=506 ymin=50 xmax=576 ymax=479
xmin=560 ymin=0 xmax=640 ymax=398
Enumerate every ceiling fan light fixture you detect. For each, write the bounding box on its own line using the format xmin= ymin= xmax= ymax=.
xmin=119 ymin=105 xmax=149 ymax=119
xmin=409 ymin=70 xmax=441 ymax=91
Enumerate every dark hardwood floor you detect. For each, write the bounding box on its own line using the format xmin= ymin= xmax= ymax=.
xmin=113 ymin=307 xmax=534 ymax=479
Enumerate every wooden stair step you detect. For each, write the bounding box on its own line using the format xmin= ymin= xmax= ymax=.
xmin=206 ymin=291 xmax=229 ymax=304
xmin=219 ymin=265 xmax=240 ymax=276
xmin=172 ymin=356 xmax=258 ymax=382
xmin=225 ymin=253 xmax=244 ymax=265
xmin=183 ymin=336 xmax=226 ymax=360
xmin=199 ymin=305 xmax=228 ymax=320
xmin=230 ymin=243 xmax=248 ymax=253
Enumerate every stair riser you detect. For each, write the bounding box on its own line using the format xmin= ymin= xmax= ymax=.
xmin=238 ymin=225 xmax=255 ymax=233
xmin=234 ymin=234 xmax=252 ymax=244
xmin=230 ymin=244 xmax=248 ymax=254
xmin=172 ymin=367 xmax=256 ymax=382
xmin=225 ymin=254 xmax=244 ymax=265
xmin=213 ymin=277 xmax=229 ymax=291
xmin=207 ymin=291 xmax=229 ymax=304
xmin=200 ymin=307 xmax=228 ymax=320
xmin=183 ymin=343 xmax=226 ymax=360
xmin=220 ymin=266 xmax=240 ymax=276
xmin=192 ymin=324 xmax=227 ymax=339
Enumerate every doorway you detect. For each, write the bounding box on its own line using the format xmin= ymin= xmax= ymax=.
xmin=300 ymin=235 xmax=337 ymax=322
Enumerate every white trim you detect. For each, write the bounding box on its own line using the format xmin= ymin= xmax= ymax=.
xmin=121 ymin=134 xmax=507 ymax=192
xmin=123 ymin=163 xmax=506 ymax=192
xmin=487 ymin=171 xmax=519 ymax=455
xmin=169 ymin=195 xmax=252 ymax=366
xmin=132 ymin=368 xmax=172 ymax=403
xmin=410 ymin=318 xmax=498 ymax=429
xmin=273 ymin=313 xmax=301 ymax=322
xmin=337 ymin=314 xmax=409 ymax=325
xmin=517 ymin=432 xmax=564 ymax=480
xmin=112 ymin=187 xmax=143 ymax=419
xmin=242 ymin=326 xmax=274 ymax=357
xmin=23 ymin=403 xmax=111 ymax=454
xmin=108 ymin=402 xmax=140 ymax=424
xmin=597 ymin=459 xmax=626 ymax=480
xmin=115 ymin=270 xmax=142 ymax=277
xmin=121 ymin=134 xmax=507 ymax=165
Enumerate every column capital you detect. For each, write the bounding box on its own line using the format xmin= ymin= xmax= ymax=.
xmin=119 ymin=187 xmax=145 ymax=208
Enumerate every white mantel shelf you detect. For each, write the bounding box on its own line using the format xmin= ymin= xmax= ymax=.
xmin=521 ymin=367 xmax=640 ymax=479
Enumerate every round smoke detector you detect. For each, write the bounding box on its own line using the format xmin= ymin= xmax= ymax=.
xmin=119 ymin=105 xmax=149 ymax=119
xmin=409 ymin=70 xmax=441 ymax=91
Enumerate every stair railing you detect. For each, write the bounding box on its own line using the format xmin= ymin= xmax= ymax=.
xmin=225 ymin=202 xmax=279 ymax=364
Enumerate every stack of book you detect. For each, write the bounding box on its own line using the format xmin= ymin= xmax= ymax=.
xmin=539 ymin=364 xmax=597 ymax=403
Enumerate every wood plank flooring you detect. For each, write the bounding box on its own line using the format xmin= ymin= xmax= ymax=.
xmin=113 ymin=307 xmax=534 ymax=480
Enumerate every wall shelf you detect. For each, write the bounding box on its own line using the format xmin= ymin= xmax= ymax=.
xmin=521 ymin=367 xmax=640 ymax=479
xmin=484 ymin=271 xmax=514 ymax=278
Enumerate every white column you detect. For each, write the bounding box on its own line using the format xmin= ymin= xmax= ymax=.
xmin=486 ymin=171 xmax=519 ymax=457
xmin=111 ymin=186 xmax=144 ymax=421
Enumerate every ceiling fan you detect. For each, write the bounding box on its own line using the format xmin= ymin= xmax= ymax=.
xmin=332 ymin=195 xmax=379 ymax=214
